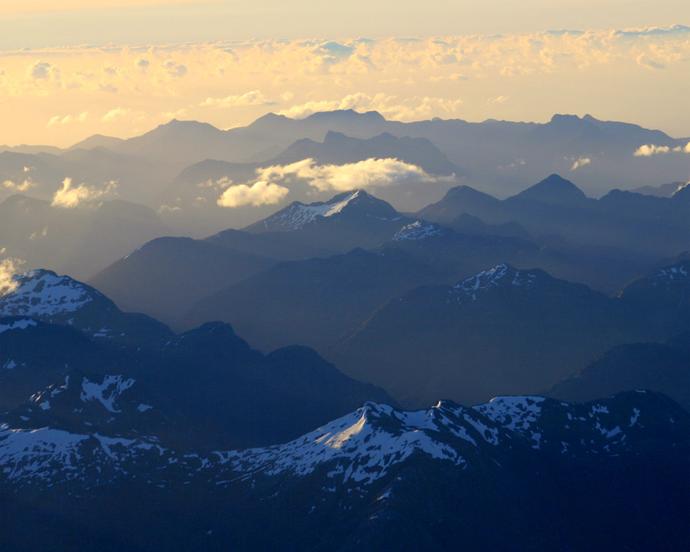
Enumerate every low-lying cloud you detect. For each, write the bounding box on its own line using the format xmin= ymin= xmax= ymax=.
xmin=0 ymin=257 xmax=24 ymax=297
xmin=570 ymin=157 xmax=592 ymax=171
xmin=217 ymin=157 xmax=437 ymax=208
xmin=634 ymin=142 xmax=690 ymax=157
xmin=51 ymin=177 xmax=118 ymax=208
xmin=2 ymin=178 xmax=35 ymax=192
xmin=217 ymin=180 xmax=289 ymax=208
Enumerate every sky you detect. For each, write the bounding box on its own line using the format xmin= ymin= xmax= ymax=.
xmin=1 ymin=1 xmax=690 ymax=146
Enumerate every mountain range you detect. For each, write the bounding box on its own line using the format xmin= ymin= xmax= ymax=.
xmin=2 ymin=383 xmax=688 ymax=550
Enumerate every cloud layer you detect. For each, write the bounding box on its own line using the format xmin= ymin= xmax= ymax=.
xmin=2 ymin=25 xmax=690 ymax=145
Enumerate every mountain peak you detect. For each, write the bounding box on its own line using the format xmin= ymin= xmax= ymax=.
xmin=0 ymin=269 xmax=100 ymax=317
xmin=247 ymin=189 xmax=398 ymax=233
xmin=512 ymin=174 xmax=587 ymax=204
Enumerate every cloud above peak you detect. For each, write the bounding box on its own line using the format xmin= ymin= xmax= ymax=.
xmin=217 ymin=157 xmax=438 ymax=208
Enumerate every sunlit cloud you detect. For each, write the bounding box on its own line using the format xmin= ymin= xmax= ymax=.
xmin=2 ymin=25 xmax=690 ymax=145
xmin=0 ymin=258 xmax=25 ymax=297
xmin=101 ymin=107 xmax=131 ymax=123
xmin=217 ymin=180 xmax=289 ymax=208
xmin=634 ymin=142 xmax=690 ymax=156
xmin=2 ymin=178 xmax=35 ymax=192
xmin=216 ymin=157 xmax=438 ymax=208
xmin=51 ymin=177 xmax=118 ymax=208
xmin=570 ymin=157 xmax=592 ymax=171
xmin=200 ymin=90 xmax=274 ymax=109
xmin=48 ymin=111 xmax=88 ymax=127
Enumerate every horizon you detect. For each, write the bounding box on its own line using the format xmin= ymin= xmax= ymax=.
xmin=2 ymin=3 xmax=690 ymax=147
xmin=6 ymin=108 xmax=690 ymax=149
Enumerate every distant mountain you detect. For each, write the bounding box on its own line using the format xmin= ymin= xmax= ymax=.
xmin=90 ymin=225 xmax=336 ymax=327
xmin=90 ymin=236 xmax=275 ymax=327
xmin=2 ymin=390 xmax=688 ymax=550
xmin=125 ymin=110 xmax=690 ymax=195
xmin=0 ymin=269 xmax=172 ymax=347
xmin=549 ymin=332 xmax=690 ymax=411
xmin=272 ymin=131 xmax=460 ymax=176
xmin=510 ymin=173 xmax=588 ymax=205
xmin=617 ymin=259 xmax=690 ymax=341
xmin=418 ymin=174 xmax=690 ymax=259
xmin=68 ymin=134 xmax=125 ymax=151
xmin=0 ymin=194 xmax=168 ymax=279
xmin=185 ymin=247 xmax=446 ymax=351
xmin=333 ymin=264 xmax=638 ymax=406
xmin=632 ymin=181 xmax=688 ymax=198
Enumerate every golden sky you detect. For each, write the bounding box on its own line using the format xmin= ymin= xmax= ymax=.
xmin=1 ymin=2 xmax=689 ymax=145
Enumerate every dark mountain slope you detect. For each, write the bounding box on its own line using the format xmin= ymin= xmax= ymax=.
xmin=333 ymin=264 xmax=640 ymax=406
xmin=90 ymin=237 xmax=275 ymax=327
xmin=185 ymin=248 xmax=444 ymax=351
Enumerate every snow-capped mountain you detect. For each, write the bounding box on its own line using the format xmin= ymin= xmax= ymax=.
xmin=1 ymin=389 xmax=688 ymax=550
xmin=247 ymin=189 xmax=404 ymax=233
xmin=452 ymin=263 xmax=538 ymax=300
xmin=393 ymin=220 xmax=446 ymax=241
xmin=2 ymin=390 xmax=684 ymax=489
xmin=0 ymin=269 xmax=172 ymax=346
xmin=250 ymin=190 xmax=369 ymax=232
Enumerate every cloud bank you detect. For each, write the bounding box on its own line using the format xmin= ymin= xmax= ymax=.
xmin=3 ymin=25 xmax=690 ymax=145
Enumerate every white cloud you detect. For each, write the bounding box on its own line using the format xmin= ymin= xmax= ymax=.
xmin=217 ymin=180 xmax=289 ymax=208
xmin=634 ymin=142 xmax=690 ymax=157
xmin=101 ymin=107 xmax=130 ymax=123
xmin=279 ymin=93 xmax=463 ymax=121
xmin=0 ymin=257 xmax=24 ymax=297
xmin=221 ymin=158 xmax=437 ymax=207
xmin=51 ymin=177 xmax=118 ymax=208
xmin=570 ymin=157 xmax=591 ymax=171
xmin=200 ymin=90 xmax=274 ymax=109
xmin=48 ymin=111 xmax=88 ymax=127
xmin=2 ymin=178 xmax=34 ymax=192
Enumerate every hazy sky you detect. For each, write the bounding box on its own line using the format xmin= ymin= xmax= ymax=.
xmin=1 ymin=1 xmax=690 ymax=145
